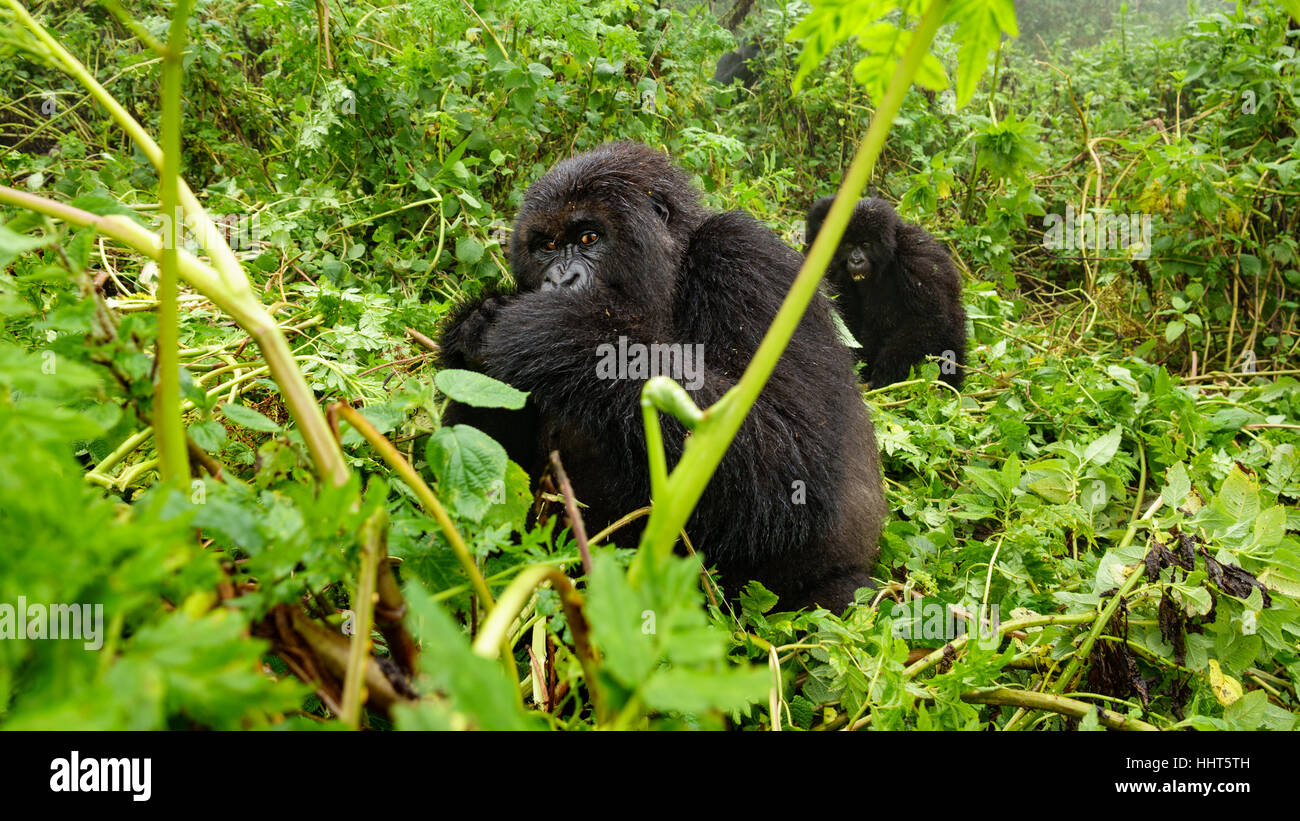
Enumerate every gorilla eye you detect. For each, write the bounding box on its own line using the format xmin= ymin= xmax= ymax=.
xmin=541 ymin=240 xmax=557 ymax=252
xmin=580 ymin=231 xmax=599 ymax=245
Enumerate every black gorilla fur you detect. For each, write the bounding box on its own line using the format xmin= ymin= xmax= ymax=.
xmin=439 ymin=142 xmax=886 ymax=611
xmin=805 ymin=197 xmax=967 ymax=389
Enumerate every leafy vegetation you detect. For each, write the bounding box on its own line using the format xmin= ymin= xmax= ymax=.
xmin=0 ymin=0 xmax=1297 ymax=731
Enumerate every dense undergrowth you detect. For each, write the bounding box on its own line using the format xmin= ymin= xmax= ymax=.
xmin=0 ymin=0 xmax=1297 ymax=730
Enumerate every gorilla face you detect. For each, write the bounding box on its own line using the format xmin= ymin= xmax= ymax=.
xmin=524 ymin=213 xmax=610 ymax=293
xmin=510 ymin=142 xmax=706 ymax=306
xmin=806 ymin=196 xmax=901 ymax=285
xmin=840 ymin=240 xmax=871 ymax=280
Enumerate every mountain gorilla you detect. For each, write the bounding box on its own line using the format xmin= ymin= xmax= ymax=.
xmin=439 ymin=142 xmax=885 ymax=611
xmin=805 ymin=197 xmax=967 ymax=389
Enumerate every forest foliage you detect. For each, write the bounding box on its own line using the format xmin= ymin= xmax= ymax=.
xmin=0 ymin=0 xmax=1298 ymax=731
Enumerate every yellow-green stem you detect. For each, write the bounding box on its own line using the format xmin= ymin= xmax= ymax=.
xmin=341 ymin=507 xmax=387 ymax=728
xmin=0 ymin=185 xmax=348 ymax=485
xmin=153 ymin=0 xmax=195 ymax=482
xmin=328 ymin=402 xmax=494 ymax=608
xmin=471 ymin=564 xmax=603 ymax=721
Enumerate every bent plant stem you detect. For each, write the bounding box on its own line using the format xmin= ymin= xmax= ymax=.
xmin=0 ymin=186 xmax=348 ymax=485
xmin=341 ymin=507 xmax=387 ymax=728
xmin=1 ymin=2 xmax=346 ymax=485
xmin=471 ymin=564 xmax=603 ymax=722
xmin=634 ymin=0 xmax=951 ymax=570
xmin=153 ymin=0 xmax=195 ymax=482
xmin=961 ymin=688 xmax=1159 ymax=731
xmin=327 ymin=402 xmax=494 ymax=609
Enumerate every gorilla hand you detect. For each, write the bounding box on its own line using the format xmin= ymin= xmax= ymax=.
xmin=441 ymin=293 xmax=512 ymax=370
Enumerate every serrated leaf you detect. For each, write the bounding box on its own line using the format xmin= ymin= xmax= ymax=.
xmin=1162 ymin=462 xmax=1192 ymax=509
xmin=426 ymin=424 xmax=507 ymax=521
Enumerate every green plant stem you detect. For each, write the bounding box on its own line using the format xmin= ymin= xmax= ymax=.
xmin=1050 ymin=496 xmax=1163 ymax=695
xmin=3 ymin=0 xmax=248 ymax=293
xmin=961 ymin=688 xmax=1159 ymax=731
xmin=633 ymin=0 xmax=951 ymax=571
xmin=97 ymin=0 xmax=165 ymax=53
xmin=904 ymin=611 xmax=1097 ymax=678
xmin=470 ymin=564 xmax=603 ymax=722
xmin=153 ymin=0 xmax=195 ymax=482
xmin=327 ymin=402 xmax=494 ymax=608
xmin=341 ymin=507 xmax=386 ymax=728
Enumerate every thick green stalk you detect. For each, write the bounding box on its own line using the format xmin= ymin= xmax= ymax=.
xmin=635 ymin=0 xmax=952 ymax=568
xmin=154 ymin=0 xmax=196 ymax=482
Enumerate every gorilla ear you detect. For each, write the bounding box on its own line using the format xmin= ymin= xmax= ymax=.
xmin=805 ymin=196 xmax=835 ymax=247
xmin=649 ymin=192 xmax=671 ymax=225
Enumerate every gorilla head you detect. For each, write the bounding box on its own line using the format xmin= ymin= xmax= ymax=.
xmin=806 ymin=196 xmax=900 ymax=285
xmin=510 ymin=143 xmax=705 ymax=304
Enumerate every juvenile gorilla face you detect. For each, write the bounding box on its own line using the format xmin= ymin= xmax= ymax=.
xmin=510 ymin=142 xmax=705 ymax=303
xmin=806 ymin=196 xmax=900 ymax=283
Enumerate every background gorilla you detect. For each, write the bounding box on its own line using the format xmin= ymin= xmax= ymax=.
xmin=440 ymin=142 xmax=885 ymax=611
xmin=713 ymin=40 xmax=762 ymax=87
xmin=805 ymin=197 xmax=967 ymax=389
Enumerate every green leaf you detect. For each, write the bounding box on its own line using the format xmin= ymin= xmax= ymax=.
xmin=393 ymin=582 xmax=538 ymax=730
xmin=1161 ymin=462 xmax=1191 ymax=509
xmin=455 ymin=237 xmax=484 ymax=264
xmin=189 ymin=420 xmax=227 ymax=452
xmin=1083 ymin=426 xmax=1122 ymax=466
xmin=1027 ymin=469 xmax=1072 ymax=504
xmin=641 ymin=667 xmax=769 ymax=714
xmin=739 ymin=580 xmax=779 ymax=616
xmin=435 ymin=369 xmax=528 ymax=409
xmin=220 ymin=403 xmax=282 ymax=433
xmin=585 ymin=552 xmax=657 ymax=685
xmin=0 ymin=224 xmax=54 ymax=269
xmin=425 ymin=424 xmax=507 ymax=521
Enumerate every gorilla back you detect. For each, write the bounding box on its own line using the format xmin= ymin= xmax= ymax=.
xmin=440 ymin=142 xmax=885 ymax=611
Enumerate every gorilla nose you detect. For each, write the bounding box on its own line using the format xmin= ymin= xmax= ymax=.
xmin=543 ymin=268 xmax=579 ymax=290
xmin=848 ymin=249 xmax=866 ymax=266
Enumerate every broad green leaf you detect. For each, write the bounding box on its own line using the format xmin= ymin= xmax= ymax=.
xmin=1083 ymin=426 xmax=1122 ymax=466
xmin=435 ymin=369 xmax=528 ymax=409
xmin=455 ymin=237 xmax=484 ymax=264
xmin=426 ymin=424 xmax=507 ymax=521
xmin=641 ymin=668 xmax=769 ymax=714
